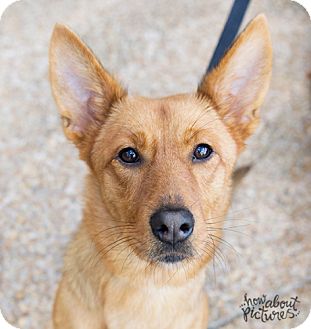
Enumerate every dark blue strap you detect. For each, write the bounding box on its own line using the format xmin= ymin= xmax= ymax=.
xmin=207 ymin=0 xmax=250 ymax=73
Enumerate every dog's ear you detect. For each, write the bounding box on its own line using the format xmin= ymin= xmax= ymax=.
xmin=49 ymin=24 xmax=126 ymax=156
xmin=198 ymin=14 xmax=272 ymax=151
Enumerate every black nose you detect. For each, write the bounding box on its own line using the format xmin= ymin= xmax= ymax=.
xmin=150 ymin=208 xmax=194 ymax=245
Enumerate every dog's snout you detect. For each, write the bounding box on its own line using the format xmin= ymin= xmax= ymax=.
xmin=150 ymin=208 xmax=194 ymax=245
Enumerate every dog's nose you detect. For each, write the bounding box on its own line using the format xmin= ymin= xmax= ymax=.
xmin=150 ymin=208 xmax=194 ymax=245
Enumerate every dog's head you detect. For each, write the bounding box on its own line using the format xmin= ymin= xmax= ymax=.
xmin=49 ymin=15 xmax=272 ymax=284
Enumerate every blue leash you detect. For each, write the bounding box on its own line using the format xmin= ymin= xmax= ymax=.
xmin=207 ymin=0 xmax=250 ymax=73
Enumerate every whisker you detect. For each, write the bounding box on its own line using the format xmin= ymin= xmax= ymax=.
xmin=197 ymin=241 xmax=226 ymax=271
xmin=209 ymin=236 xmax=230 ymax=272
xmin=205 ymin=223 xmax=251 ymax=230
xmin=101 ymin=237 xmax=138 ymax=259
xmin=208 ymin=233 xmax=241 ymax=258
xmin=165 ymin=266 xmax=179 ymax=285
xmin=206 ymin=218 xmax=256 ymax=225
xmin=119 ymin=241 xmax=141 ymax=273
xmin=94 ymin=236 xmax=137 ymax=266
xmin=197 ymin=243 xmax=225 ymax=274
xmin=93 ymin=227 xmax=136 ymax=239
xmin=113 ymin=238 xmax=139 ymax=261
xmin=181 ymin=261 xmax=188 ymax=282
xmin=212 ymin=227 xmax=251 ymax=238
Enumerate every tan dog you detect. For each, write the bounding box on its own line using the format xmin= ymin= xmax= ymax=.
xmin=49 ymin=14 xmax=272 ymax=329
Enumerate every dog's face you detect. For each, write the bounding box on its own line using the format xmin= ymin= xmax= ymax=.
xmin=91 ymin=94 xmax=236 ymax=267
xmin=49 ymin=15 xmax=272 ymax=283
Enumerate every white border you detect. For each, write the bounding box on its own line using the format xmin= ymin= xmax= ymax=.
xmin=292 ymin=0 xmax=311 ymax=19
xmin=0 ymin=0 xmax=309 ymax=328
xmin=0 ymin=0 xmax=19 ymax=19
xmin=0 ymin=310 xmax=19 ymax=329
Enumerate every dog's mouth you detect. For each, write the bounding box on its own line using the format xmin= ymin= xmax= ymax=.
xmin=148 ymin=242 xmax=193 ymax=264
xmin=156 ymin=253 xmax=188 ymax=263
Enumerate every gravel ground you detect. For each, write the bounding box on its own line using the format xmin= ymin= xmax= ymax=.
xmin=0 ymin=1 xmax=310 ymax=328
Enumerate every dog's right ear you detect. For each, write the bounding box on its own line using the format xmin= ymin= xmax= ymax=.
xmin=49 ymin=24 xmax=126 ymax=155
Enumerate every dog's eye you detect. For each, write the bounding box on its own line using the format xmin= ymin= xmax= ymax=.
xmin=118 ymin=147 xmax=140 ymax=164
xmin=192 ymin=144 xmax=213 ymax=161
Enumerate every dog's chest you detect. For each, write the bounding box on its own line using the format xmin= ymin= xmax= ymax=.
xmin=102 ymin=277 xmax=206 ymax=329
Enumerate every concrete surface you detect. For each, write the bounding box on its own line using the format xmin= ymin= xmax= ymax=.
xmin=0 ymin=0 xmax=310 ymax=328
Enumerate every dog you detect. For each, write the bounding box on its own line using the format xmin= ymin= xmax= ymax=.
xmin=48 ymin=14 xmax=272 ymax=329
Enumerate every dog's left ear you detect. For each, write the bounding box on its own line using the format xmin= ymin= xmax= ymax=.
xmin=198 ymin=14 xmax=272 ymax=150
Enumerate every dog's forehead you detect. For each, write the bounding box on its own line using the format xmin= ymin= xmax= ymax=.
xmin=113 ymin=93 xmax=218 ymax=130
